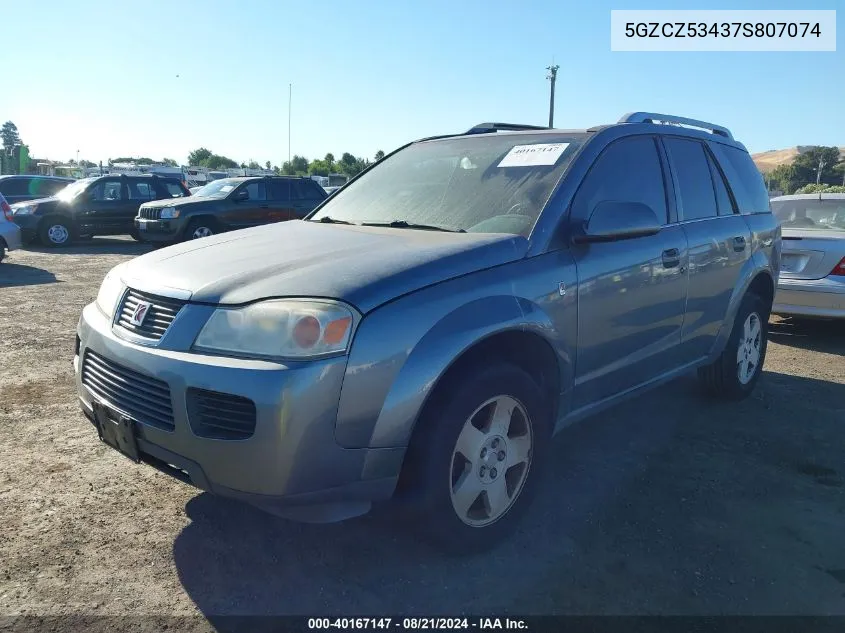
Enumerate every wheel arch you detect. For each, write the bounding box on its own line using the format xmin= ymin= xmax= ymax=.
xmin=710 ymin=265 xmax=775 ymax=360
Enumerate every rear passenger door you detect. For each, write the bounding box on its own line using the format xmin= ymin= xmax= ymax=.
xmin=267 ymin=179 xmax=295 ymax=222
xmin=662 ymin=137 xmax=751 ymax=359
xmin=570 ymin=135 xmax=690 ymax=409
xmin=291 ymin=179 xmax=328 ymax=219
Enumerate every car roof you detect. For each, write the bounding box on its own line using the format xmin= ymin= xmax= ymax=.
xmin=771 ymin=193 xmax=845 ymax=201
xmin=417 ymin=112 xmax=748 ymax=152
xmin=0 ymin=174 xmax=75 ymax=181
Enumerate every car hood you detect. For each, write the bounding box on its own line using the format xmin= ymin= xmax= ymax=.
xmin=120 ymin=220 xmax=528 ymax=313
xmin=12 ymin=196 xmax=61 ymax=208
xmin=141 ymin=196 xmax=208 ymax=209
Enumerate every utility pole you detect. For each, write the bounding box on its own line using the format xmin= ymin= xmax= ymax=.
xmin=546 ymin=64 xmax=559 ymax=128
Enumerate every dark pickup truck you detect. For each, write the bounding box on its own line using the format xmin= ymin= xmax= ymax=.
xmin=135 ymin=176 xmax=328 ymax=242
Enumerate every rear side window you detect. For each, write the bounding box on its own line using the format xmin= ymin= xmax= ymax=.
xmin=269 ymin=179 xmax=291 ymax=201
xmin=706 ymin=152 xmax=736 ymax=215
xmin=0 ymin=178 xmax=30 ymax=196
xmin=302 ymin=179 xmax=327 ymax=200
xmin=709 ymin=143 xmax=770 ymax=214
xmin=161 ymin=181 xmax=187 ymax=198
xmin=128 ymin=180 xmax=156 ymax=201
xmin=572 ymin=136 xmax=668 ymax=223
xmin=40 ymin=179 xmax=70 ymax=196
xmin=664 ymin=138 xmax=718 ymax=221
xmin=89 ymin=179 xmax=123 ymax=201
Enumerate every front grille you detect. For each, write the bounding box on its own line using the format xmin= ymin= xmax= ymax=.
xmin=139 ymin=207 xmax=162 ymax=220
xmin=187 ymin=388 xmax=257 ymax=440
xmin=116 ymin=289 xmax=185 ymax=341
xmin=81 ymin=350 xmax=175 ymax=431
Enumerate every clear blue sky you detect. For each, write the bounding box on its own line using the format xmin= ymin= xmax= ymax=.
xmin=2 ymin=0 xmax=842 ymax=166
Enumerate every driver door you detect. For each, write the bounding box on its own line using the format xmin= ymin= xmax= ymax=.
xmin=568 ymin=135 xmax=690 ymax=409
xmin=224 ymin=180 xmax=267 ymax=229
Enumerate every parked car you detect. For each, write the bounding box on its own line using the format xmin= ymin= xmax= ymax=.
xmin=11 ymin=174 xmax=190 ymax=247
xmin=76 ymin=112 xmax=778 ymax=553
xmin=134 ymin=175 xmax=327 ymax=243
xmin=0 ymin=175 xmax=74 ymax=205
xmin=770 ymin=193 xmax=845 ymax=319
xmin=0 ymin=191 xmax=22 ymax=263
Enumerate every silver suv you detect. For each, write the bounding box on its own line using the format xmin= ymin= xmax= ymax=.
xmin=75 ymin=113 xmax=780 ymax=552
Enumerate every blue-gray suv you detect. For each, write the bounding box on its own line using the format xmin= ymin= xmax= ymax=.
xmin=75 ymin=112 xmax=780 ymax=553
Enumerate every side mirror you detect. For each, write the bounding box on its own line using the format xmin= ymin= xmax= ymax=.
xmin=574 ymin=201 xmax=661 ymax=243
xmin=234 ymin=189 xmax=249 ymax=202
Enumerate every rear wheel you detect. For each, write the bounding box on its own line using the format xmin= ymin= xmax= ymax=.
xmin=38 ymin=217 xmax=74 ymax=247
xmin=185 ymin=218 xmax=216 ymax=241
xmin=0 ymin=238 xmax=6 ymax=263
xmin=400 ymin=363 xmax=551 ymax=554
xmin=698 ymin=292 xmax=769 ymax=400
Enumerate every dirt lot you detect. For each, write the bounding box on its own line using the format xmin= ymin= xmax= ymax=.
xmin=1 ymin=238 xmax=844 ymax=624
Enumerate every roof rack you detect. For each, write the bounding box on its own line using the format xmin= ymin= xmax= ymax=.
xmin=465 ymin=122 xmax=550 ymax=135
xmin=618 ymin=112 xmax=733 ymax=140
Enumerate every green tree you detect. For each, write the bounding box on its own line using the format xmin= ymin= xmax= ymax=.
xmin=324 ymin=153 xmax=335 ymax=171
xmin=795 ymin=183 xmax=845 ymax=194
xmin=247 ymin=160 xmax=260 ymax=170
xmin=374 ymin=150 xmax=385 ymax=162
xmin=265 ymin=160 xmax=271 ymax=170
xmin=792 ymin=146 xmax=842 ymax=187
xmin=162 ymin=158 xmax=178 ymax=167
xmin=80 ymin=159 xmax=96 ymax=168
xmin=766 ymin=164 xmax=800 ymax=195
xmin=1 ymin=121 xmax=20 ymax=151
xmin=308 ymin=159 xmax=330 ymax=177
xmin=187 ymin=148 xmax=212 ymax=166
xmin=204 ymin=154 xmax=238 ymax=170
xmin=282 ymin=154 xmax=309 ymax=175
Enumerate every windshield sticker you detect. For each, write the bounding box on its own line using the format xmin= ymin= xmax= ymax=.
xmin=497 ymin=143 xmax=570 ymax=168
xmin=220 ymin=185 xmax=235 ymax=193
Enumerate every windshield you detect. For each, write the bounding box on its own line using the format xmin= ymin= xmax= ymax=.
xmin=192 ymin=179 xmax=240 ymax=198
xmin=309 ymin=133 xmax=584 ymax=236
xmin=771 ymin=198 xmax=845 ymax=230
xmin=55 ymin=178 xmax=95 ymax=201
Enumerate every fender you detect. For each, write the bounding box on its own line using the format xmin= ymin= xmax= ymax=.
xmin=709 ymin=250 xmax=775 ymax=361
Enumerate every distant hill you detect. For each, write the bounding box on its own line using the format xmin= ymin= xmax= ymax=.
xmin=752 ymin=146 xmax=845 ymax=173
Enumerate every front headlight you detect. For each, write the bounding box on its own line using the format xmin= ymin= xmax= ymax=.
xmin=160 ymin=207 xmax=180 ymax=219
xmin=95 ymin=266 xmax=126 ymax=319
xmin=13 ymin=204 xmax=36 ymax=215
xmin=194 ymin=299 xmax=358 ymax=360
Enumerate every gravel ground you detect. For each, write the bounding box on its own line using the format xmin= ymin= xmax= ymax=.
xmin=1 ymin=238 xmax=844 ymax=625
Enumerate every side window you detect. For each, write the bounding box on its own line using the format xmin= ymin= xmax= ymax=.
xmin=305 ymin=179 xmax=328 ymax=200
xmin=709 ymin=143 xmax=770 ymax=214
xmin=270 ymin=179 xmax=292 ymax=201
xmin=290 ymin=181 xmax=308 ymax=200
xmin=89 ymin=179 xmax=123 ymax=201
xmin=0 ymin=178 xmax=30 ymax=197
xmin=572 ymin=136 xmax=668 ymax=224
xmin=43 ymin=180 xmax=70 ymax=196
xmin=160 ymin=181 xmax=187 ymax=198
xmin=705 ymin=151 xmax=736 ymax=216
xmin=664 ymin=138 xmax=718 ymax=221
xmin=128 ymin=180 xmax=156 ymax=201
xmin=244 ymin=181 xmax=266 ymax=201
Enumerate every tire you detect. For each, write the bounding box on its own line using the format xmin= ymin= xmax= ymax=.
xmin=0 ymin=238 xmax=6 ymax=263
xmin=400 ymin=363 xmax=551 ymax=554
xmin=38 ymin=217 xmax=74 ymax=248
xmin=185 ymin=218 xmax=217 ymax=241
xmin=698 ymin=292 xmax=769 ymax=400
xmin=129 ymin=228 xmax=143 ymax=242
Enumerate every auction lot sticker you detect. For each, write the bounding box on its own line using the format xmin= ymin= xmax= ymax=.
xmin=498 ymin=143 xmax=570 ymax=168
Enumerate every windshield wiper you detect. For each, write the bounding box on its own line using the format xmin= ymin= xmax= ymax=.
xmin=361 ymin=220 xmax=466 ymax=233
xmin=315 ymin=216 xmax=356 ymax=225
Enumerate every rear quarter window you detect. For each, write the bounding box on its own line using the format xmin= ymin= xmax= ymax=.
xmin=709 ymin=143 xmax=770 ymax=214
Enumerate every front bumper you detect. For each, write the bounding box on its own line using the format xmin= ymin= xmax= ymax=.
xmin=0 ymin=221 xmax=23 ymax=251
xmin=12 ymin=214 xmax=38 ymax=244
xmin=772 ymin=275 xmax=845 ymax=319
xmin=74 ymin=302 xmax=403 ymax=521
xmin=134 ymin=217 xmax=184 ymax=242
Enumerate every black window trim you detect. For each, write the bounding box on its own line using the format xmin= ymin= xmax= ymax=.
xmin=702 ymin=143 xmax=739 ymax=216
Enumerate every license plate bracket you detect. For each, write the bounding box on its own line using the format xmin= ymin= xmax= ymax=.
xmin=92 ymin=401 xmax=140 ymax=463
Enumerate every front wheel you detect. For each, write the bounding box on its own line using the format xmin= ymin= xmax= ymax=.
xmin=698 ymin=292 xmax=769 ymax=400
xmin=400 ymin=364 xmax=551 ymax=554
xmin=38 ymin=217 xmax=74 ymax=248
xmin=185 ymin=219 xmax=216 ymax=241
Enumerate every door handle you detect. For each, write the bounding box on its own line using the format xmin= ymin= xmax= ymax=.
xmin=732 ymin=236 xmax=746 ymax=252
xmin=259 ymin=205 xmax=269 ymax=209
xmin=661 ymin=248 xmax=681 ymax=268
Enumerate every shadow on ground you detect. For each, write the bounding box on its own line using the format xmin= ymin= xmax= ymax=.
xmin=23 ymin=236 xmax=156 ymax=256
xmin=0 ymin=262 xmax=59 ymax=287
xmin=769 ymin=317 xmax=845 ymax=356
xmin=172 ymin=370 xmax=845 ymax=622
